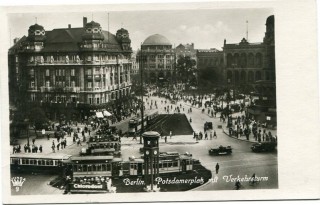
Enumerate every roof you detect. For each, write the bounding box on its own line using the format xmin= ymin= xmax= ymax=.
xmin=142 ymin=131 xmax=161 ymax=137
xmin=71 ymin=156 xmax=114 ymax=161
xmin=142 ymin=34 xmax=171 ymax=46
xmin=10 ymin=27 xmax=122 ymax=53
xmin=11 ymin=152 xmax=72 ymax=160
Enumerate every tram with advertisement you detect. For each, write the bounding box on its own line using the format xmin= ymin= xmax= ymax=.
xmin=128 ymin=111 xmax=159 ymax=135
xmin=62 ymin=152 xmax=196 ymax=193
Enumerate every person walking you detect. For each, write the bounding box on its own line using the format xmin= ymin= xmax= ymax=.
xmin=214 ymin=130 xmax=217 ymax=138
xmin=39 ymin=145 xmax=43 ymax=153
xmin=164 ymin=136 xmax=167 ymax=143
xmin=169 ymin=131 xmax=172 ymax=139
xmin=210 ymin=132 xmax=213 ymax=140
xmin=215 ymin=163 xmax=220 ymax=174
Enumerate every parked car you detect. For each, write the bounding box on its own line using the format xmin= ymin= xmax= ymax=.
xmin=204 ymin=122 xmax=213 ymax=130
xmin=251 ymin=142 xmax=277 ymax=152
xmin=209 ymin=145 xmax=232 ymax=155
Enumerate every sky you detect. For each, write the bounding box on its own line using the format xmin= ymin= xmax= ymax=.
xmin=7 ymin=8 xmax=273 ymax=50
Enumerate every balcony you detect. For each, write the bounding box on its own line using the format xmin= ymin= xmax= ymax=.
xmin=40 ymin=87 xmax=53 ymax=92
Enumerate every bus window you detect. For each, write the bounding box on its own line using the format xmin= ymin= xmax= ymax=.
xmin=97 ymin=164 xmax=102 ymax=171
xmin=11 ymin=158 xmax=19 ymax=165
xmin=77 ymin=165 xmax=82 ymax=172
xmin=22 ymin=159 xmax=26 ymax=164
xmin=87 ymin=165 xmax=92 ymax=172
xmin=158 ymin=162 xmax=163 ymax=169
xmin=102 ymin=164 xmax=107 ymax=171
xmin=173 ymin=161 xmax=178 ymax=167
xmin=83 ymin=165 xmax=88 ymax=172
xmin=92 ymin=164 xmax=97 ymax=171
xmin=30 ymin=159 xmax=35 ymax=165
xmin=49 ymin=160 xmax=54 ymax=166
xmin=106 ymin=163 xmax=111 ymax=171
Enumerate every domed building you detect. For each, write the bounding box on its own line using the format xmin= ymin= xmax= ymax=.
xmin=8 ymin=17 xmax=133 ymax=121
xmin=139 ymin=34 xmax=176 ymax=84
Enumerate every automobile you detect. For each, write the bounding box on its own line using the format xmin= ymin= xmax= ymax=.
xmin=209 ymin=145 xmax=232 ymax=155
xmin=251 ymin=142 xmax=277 ymax=152
xmin=204 ymin=122 xmax=213 ymax=130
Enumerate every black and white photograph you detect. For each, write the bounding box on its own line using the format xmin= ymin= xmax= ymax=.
xmin=1 ymin=0 xmax=319 ymax=203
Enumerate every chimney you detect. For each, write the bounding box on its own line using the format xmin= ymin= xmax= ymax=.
xmin=83 ymin=17 xmax=87 ymax=27
xmin=13 ymin=38 xmax=20 ymax=44
xmin=68 ymin=24 xmax=71 ymax=29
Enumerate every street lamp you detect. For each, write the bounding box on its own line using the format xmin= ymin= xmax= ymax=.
xmin=139 ymin=47 xmax=145 ymax=144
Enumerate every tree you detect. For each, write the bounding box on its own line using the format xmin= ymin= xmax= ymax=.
xmin=176 ymin=56 xmax=196 ymax=84
xmin=27 ymin=107 xmax=49 ymax=137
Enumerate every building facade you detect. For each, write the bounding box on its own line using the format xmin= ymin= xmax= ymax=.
xmin=175 ymin=43 xmax=196 ymax=59
xmin=139 ymin=34 xmax=176 ymax=84
xmin=8 ymin=17 xmax=133 ymax=120
xmin=223 ymin=15 xmax=275 ymax=86
xmin=196 ymin=48 xmax=224 ymax=85
xmin=222 ymin=15 xmax=276 ymax=124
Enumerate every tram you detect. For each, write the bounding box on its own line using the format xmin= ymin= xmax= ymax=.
xmin=10 ymin=153 xmax=71 ymax=174
xmin=128 ymin=111 xmax=159 ymax=135
xmin=80 ymin=125 xmax=121 ymax=157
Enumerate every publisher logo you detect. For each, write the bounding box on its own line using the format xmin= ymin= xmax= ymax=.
xmin=11 ymin=177 xmax=26 ymax=192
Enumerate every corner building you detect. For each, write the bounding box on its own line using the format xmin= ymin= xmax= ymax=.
xmin=8 ymin=17 xmax=133 ymax=120
xmin=139 ymin=34 xmax=176 ymax=84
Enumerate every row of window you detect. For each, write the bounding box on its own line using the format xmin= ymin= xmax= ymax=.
xmin=30 ymin=88 xmax=130 ymax=103
xmin=28 ymin=54 xmax=129 ymax=63
xmin=29 ymin=66 xmax=130 ymax=77
xmin=73 ymin=164 xmax=112 ymax=172
xmin=11 ymin=158 xmax=57 ymax=166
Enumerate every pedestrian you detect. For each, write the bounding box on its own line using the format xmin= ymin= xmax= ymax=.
xmin=165 ymin=136 xmax=167 ymax=143
xmin=170 ymin=131 xmax=172 ymax=139
xmin=205 ymin=132 xmax=208 ymax=140
xmin=57 ymin=143 xmax=60 ymax=151
xmin=214 ymin=130 xmax=217 ymax=138
xmin=210 ymin=132 xmax=213 ymax=140
xmin=39 ymin=145 xmax=43 ymax=153
xmin=52 ymin=144 xmax=55 ymax=153
xmin=215 ymin=163 xmax=220 ymax=174
xmin=32 ymin=138 xmax=35 ymax=145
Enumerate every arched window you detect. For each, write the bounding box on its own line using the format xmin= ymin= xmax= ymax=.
xmin=241 ymin=70 xmax=246 ymax=83
xmin=255 ymin=53 xmax=263 ymax=67
xmin=234 ymin=53 xmax=240 ymax=67
xmin=255 ymin=71 xmax=262 ymax=81
xmin=248 ymin=53 xmax=254 ymax=67
xmin=240 ymin=53 xmax=247 ymax=68
xmin=248 ymin=71 xmax=254 ymax=82
xmin=227 ymin=54 xmax=233 ymax=67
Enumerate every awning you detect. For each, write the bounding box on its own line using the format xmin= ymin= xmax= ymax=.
xmin=103 ymin=110 xmax=112 ymax=117
xmin=96 ymin=112 xmax=104 ymax=118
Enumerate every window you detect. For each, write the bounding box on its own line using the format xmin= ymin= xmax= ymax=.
xmin=96 ymin=97 xmax=100 ymax=104
xmin=45 ymin=69 xmax=50 ymax=76
xmin=71 ymin=69 xmax=75 ymax=76
xmin=46 ymin=81 xmax=50 ymax=87
xmin=88 ymin=96 xmax=93 ymax=104
xmin=71 ymin=81 xmax=75 ymax=87
xmin=15 ymin=56 xmax=19 ymax=63
xmin=16 ymin=66 xmax=19 ymax=74
xmin=86 ymin=69 xmax=92 ymax=75
xmin=29 ymin=69 xmax=34 ymax=76
xmin=45 ymin=94 xmax=50 ymax=102
xmin=31 ymin=93 xmax=36 ymax=102
xmin=30 ymin=81 xmax=35 ymax=88
xmin=87 ymin=82 xmax=92 ymax=88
